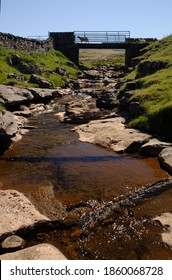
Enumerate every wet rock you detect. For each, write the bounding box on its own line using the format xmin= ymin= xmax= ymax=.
xmin=14 ymin=105 xmax=32 ymax=117
xmin=27 ymin=183 xmax=66 ymax=220
xmin=64 ymin=95 xmax=100 ymax=123
xmin=0 ymin=243 xmax=67 ymax=260
xmin=158 ymin=147 xmax=172 ymax=174
xmin=140 ymin=139 xmax=172 ymax=156
xmin=153 ymin=213 xmax=172 ymax=247
xmin=29 ymin=74 xmax=52 ymax=88
xmin=28 ymin=103 xmax=46 ymax=114
xmin=0 ymin=189 xmax=49 ymax=236
xmin=1 ymin=235 xmax=26 ymax=252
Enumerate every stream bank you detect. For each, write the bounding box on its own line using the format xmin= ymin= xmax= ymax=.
xmin=0 ymin=66 xmax=172 ymax=259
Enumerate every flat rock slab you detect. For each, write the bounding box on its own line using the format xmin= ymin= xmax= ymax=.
xmin=159 ymin=147 xmax=172 ymax=175
xmin=0 ymin=85 xmax=33 ymax=106
xmin=74 ymin=117 xmax=151 ymax=153
xmin=0 ymin=190 xmax=48 ymax=236
xmin=153 ymin=213 xmax=172 ymax=247
xmin=0 ymin=243 xmax=67 ymax=260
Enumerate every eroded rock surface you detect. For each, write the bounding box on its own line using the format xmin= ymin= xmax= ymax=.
xmin=0 ymin=189 xmax=49 ymax=236
xmin=0 ymin=243 xmax=67 ymax=260
xmin=74 ymin=117 xmax=151 ymax=153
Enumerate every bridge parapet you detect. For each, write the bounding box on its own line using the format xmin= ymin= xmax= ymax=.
xmin=75 ymin=31 xmax=130 ymax=44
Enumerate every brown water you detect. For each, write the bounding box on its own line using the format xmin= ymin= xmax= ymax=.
xmin=0 ymin=109 xmax=172 ymax=259
xmin=0 ymin=110 xmax=168 ymax=203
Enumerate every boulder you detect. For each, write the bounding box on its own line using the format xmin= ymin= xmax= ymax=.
xmin=28 ymin=88 xmax=61 ymax=101
xmin=30 ymin=74 xmax=52 ymax=88
xmin=9 ymin=54 xmax=21 ymax=66
xmin=9 ymin=54 xmax=42 ymax=75
xmin=0 ymin=189 xmax=49 ymax=236
xmin=0 ymin=243 xmax=67 ymax=260
xmin=158 ymin=147 xmax=172 ymax=174
xmin=0 ymin=109 xmax=18 ymax=137
xmin=55 ymin=67 xmax=67 ymax=76
xmin=96 ymin=90 xmax=118 ymax=110
xmin=1 ymin=235 xmax=26 ymax=252
xmin=17 ymin=62 xmax=42 ymax=75
xmin=0 ymin=84 xmax=33 ymax=108
xmin=140 ymin=139 xmax=172 ymax=156
xmin=7 ymin=73 xmax=26 ymax=81
xmin=129 ymin=102 xmax=142 ymax=116
xmin=137 ymin=60 xmax=168 ymax=78
xmin=0 ymin=109 xmax=18 ymax=153
xmin=64 ymin=95 xmax=100 ymax=123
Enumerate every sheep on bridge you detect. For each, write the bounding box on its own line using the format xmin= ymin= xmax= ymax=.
xmin=77 ymin=36 xmax=89 ymax=43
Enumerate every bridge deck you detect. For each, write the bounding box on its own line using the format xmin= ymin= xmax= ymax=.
xmin=75 ymin=31 xmax=130 ymax=45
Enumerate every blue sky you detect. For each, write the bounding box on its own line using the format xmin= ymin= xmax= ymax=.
xmin=0 ymin=0 xmax=172 ymax=39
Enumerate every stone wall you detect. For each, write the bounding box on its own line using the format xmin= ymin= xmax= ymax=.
xmin=0 ymin=32 xmax=54 ymax=53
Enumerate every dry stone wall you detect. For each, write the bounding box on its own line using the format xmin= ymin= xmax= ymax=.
xmin=0 ymin=32 xmax=54 ymax=53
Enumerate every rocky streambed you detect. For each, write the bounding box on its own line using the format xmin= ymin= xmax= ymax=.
xmin=0 ymin=66 xmax=172 ymax=259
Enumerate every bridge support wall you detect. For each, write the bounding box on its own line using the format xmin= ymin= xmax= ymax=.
xmin=125 ymin=42 xmax=149 ymax=67
xmin=49 ymin=32 xmax=79 ymax=65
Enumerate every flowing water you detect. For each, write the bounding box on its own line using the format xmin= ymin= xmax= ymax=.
xmin=0 ymin=108 xmax=172 ymax=259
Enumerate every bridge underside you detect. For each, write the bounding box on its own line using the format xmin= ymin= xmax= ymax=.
xmin=77 ymin=43 xmax=129 ymax=49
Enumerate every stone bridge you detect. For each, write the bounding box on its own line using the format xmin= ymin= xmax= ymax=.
xmin=49 ymin=31 xmax=157 ymax=67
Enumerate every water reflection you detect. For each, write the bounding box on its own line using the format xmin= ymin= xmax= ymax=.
xmin=0 ymin=154 xmax=126 ymax=163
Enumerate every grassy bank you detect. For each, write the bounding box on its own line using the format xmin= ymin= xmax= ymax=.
xmin=124 ymin=35 xmax=172 ymax=136
xmin=0 ymin=47 xmax=79 ymax=88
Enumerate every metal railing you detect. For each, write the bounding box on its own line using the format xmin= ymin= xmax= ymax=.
xmin=74 ymin=31 xmax=130 ymax=44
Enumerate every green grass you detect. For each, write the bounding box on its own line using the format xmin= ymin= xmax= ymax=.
xmin=142 ymin=35 xmax=172 ymax=64
xmin=79 ymin=49 xmax=125 ymax=68
xmin=123 ymin=35 xmax=172 ymax=135
xmin=0 ymin=47 xmax=79 ymax=88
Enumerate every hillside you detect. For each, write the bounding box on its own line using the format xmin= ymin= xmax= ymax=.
xmin=0 ymin=47 xmax=79 ymax=88
xmin=121 ymin=35 xmax=172 ymax=137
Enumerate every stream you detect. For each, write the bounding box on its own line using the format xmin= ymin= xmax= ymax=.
xmin=0 ymin=68 xmax=172 ymax=259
